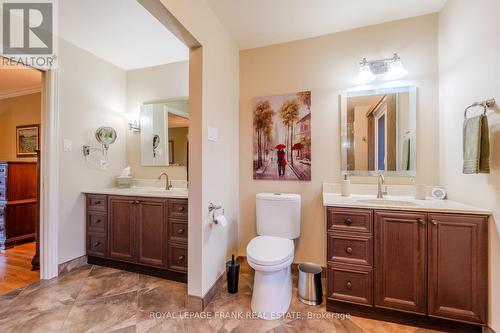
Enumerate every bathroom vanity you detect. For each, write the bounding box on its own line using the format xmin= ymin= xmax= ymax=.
xmin=84 ymin=188 xmax=188 ymax=282
xmin=323 ymin=192 xmax=490 ymax=332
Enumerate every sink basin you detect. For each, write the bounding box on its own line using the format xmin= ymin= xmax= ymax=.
xmin=356 ymin=199 xmax=417 ymax=207
xmin=136 ymin=188 xmax=188 ymax=196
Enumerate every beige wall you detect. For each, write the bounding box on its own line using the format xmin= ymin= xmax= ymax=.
xmin=239 ymin=14 xmax=439 ymax=264
xmin=0 ymin=93 xmax=41 ymax=162
xmin=160 ymin=0 xmax=240 ymax=298
xmin=58 ymin=39 xmax=127 ymax=264
xmin=438 ymin=0 xmax=500 ymax=329
xmin=125 ymin=61 xmax=189 ymax=180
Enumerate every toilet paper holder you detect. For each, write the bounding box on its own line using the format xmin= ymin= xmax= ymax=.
xmin=208 ymin=202 xmax=224 ymax=223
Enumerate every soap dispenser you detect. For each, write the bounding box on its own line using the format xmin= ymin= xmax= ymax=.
xmin=341 ymin=174 xmax=351 ymax=197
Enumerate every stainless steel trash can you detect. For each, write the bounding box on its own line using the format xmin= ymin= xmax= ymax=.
xmin=297 ymin=263 xmax=323 ymax=305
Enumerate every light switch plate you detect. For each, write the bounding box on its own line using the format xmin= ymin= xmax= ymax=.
xmin=208 ymin=126 xmax=218 ymax=142
xmin=63 ymin=139 xmax=72 ymax=152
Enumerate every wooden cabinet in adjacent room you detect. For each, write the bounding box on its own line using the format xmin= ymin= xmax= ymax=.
xmin=0 ymin=162 xmax=37 ymax=249
xmin=85 ymin=193 xmax=187 ymax=282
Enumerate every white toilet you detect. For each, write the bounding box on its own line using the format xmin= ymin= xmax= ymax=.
xmin=246 ymin=193 xmax=301 ymax=320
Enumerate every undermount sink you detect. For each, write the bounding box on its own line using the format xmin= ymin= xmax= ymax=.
xmin=356 ymin=198 xmax=417 ymax=207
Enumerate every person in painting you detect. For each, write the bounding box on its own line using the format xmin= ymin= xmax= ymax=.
xmin=277 ymin=149 xmax=286 ymax=176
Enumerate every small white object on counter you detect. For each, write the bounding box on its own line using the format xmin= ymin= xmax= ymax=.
xmin=340 ymin=175 xmax=350 ymax=197
xmin=414 ymin=184 xmax=427 ymax=200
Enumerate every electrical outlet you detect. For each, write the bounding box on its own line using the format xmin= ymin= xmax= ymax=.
xmin=100 ymin=160 xmax=108 ymax=170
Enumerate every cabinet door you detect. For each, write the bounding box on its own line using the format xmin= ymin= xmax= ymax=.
xmin=136 ymin=198 xmax=167 ymax=268
xmin=375 ymin=211 xmax=427 ymax=314
xmin=108 ymin=196 xmax=136 ymax=262
xmin=428 ymin=214 xmax=487 ymax=324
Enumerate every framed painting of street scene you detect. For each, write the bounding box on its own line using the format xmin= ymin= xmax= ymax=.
xmin=253 ymin=91 xmax=311 ymax=180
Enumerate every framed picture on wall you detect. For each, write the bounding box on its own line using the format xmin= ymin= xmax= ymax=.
xmin=16 ymin=124 xmax=40 ymax=157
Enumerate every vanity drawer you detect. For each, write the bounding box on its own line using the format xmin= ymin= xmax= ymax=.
xmin=87 ymin=232 xmax=107 ymax=258
xmin=169 ymin=220 xmax=188 ymax=243
xmin=87 ymin=194 xmax=107 ymax=212
xmin=87 ymin=212 xmax=107 ymax=233
xmin=328 ymin=233 xmax=372 ymax=267
xmin=328 ymin=263 xmax=373 ymax=306
xmin=168 ymin=200 xmax=188 ymax=219
xmin=168 ymin=242 xmax=187 ymax=272
xmin=327 ymin=207 xmax=372 ymax=234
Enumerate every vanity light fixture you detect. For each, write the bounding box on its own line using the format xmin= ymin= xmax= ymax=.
xmin=124 ymin=113 xmax=141 ymax=132
xmin=355 ymin=53 xmax=408 ymax=84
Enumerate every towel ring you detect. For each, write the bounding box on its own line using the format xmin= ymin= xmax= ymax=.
xmin=464 ymin=98 xmax=496 ymax=119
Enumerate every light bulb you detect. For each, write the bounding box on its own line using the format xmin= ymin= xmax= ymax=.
xmin=355 ymin=59 xmax=376 ymax=84
xmin=385 ymin=55 xmax=408 ymax=80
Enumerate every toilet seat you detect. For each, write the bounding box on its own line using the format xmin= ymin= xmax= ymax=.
xmin=247 ymin=235 xmax=294 ymax=266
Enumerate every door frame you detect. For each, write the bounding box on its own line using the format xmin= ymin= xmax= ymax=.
xmin=0 ymin=57 xmax=60 ymax=279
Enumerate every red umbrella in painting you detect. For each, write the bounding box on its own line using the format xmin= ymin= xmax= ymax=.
xmin=291 ymin=143 xmax=302 ymax=150
xmin=275 ymin=144 xmax=286 ymax=150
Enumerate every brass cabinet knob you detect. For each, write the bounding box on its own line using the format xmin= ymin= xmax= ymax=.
xmin=346 ymin=281 xmax=352 ymax=290
xmin=344 ymin=218 xmax=352 ymax=226
xmin=95 ymin=219 xmax=101 ymax=224
xmin=418 ymin=219 xmax=425 ymax=225
xmin=178 ymin=255 xmax=185 ymax=261
xmin=178 ymin=206 xmax=185 ymax=212
xmin=93 ymin=241 xmax=101 ymax=247
xmin=94 ymin=200 xmax=101 ymax=205
xmin=345 ymin=247 xmax=353 ymax=254
xmin=431 ymin=219 xmax=438 ymax=226
xmin=178 ymin=228 xmax=185 ymax=234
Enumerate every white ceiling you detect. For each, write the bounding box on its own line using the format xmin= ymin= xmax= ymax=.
xmin=59 ymin=0 xmax=189 ymax=70
xmin=206 ymin=0 xmax=447 ymax=49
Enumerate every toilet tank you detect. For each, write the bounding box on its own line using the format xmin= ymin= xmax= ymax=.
xmin=256 ymin=193 xmax=301 ymax=239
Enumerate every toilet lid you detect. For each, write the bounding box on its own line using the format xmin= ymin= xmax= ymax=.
xmin=247 ymin=236 xmax=294 ymax=266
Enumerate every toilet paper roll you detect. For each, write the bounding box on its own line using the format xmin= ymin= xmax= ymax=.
xmin=215 ymin=214 xmax=227 ymax=227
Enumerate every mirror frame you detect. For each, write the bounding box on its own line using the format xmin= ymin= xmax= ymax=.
xmin=340 ymin=85 xmax=417 ymax=177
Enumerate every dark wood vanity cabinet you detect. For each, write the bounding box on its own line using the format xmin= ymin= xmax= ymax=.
xmin=326 ymin=207 xmax=488 ymax=329
xmin=86 ymin=194 xmax=187 ymax=282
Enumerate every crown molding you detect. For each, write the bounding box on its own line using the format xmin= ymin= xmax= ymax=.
xmin=0 ymin=85 xmax=42 ymax=100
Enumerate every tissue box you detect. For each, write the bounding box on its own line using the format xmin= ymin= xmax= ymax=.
xmin=117 ymin=176 xmax=132 ymax=189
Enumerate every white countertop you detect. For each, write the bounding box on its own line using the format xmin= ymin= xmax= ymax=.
xmin=84 ymin=187 xmax=188 ymax=199
xmin=323 ymin=193 xmax=491 ymax=215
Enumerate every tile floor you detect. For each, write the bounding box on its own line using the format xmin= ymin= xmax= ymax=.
xmin=0 ymin=264 xmax=444 ymax=333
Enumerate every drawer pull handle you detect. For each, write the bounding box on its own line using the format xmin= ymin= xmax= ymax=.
xmin=94 ymin=200 xmax=101 ymax=205
xmin=344 ymin=218 xmax=352 ymax=226
xmin=177 ymin=255 xmax=185 ymax=261
xmin=178 ymin=206 xmax=185 ymax=212
xmin=93 ymin=241 xmax=101 ymax=247
xmin=95 ymin=219 xmax=101 ymax=224
xmin=418 ymin=218 xmax=425 ymax=225
xmin=431 ymin=219 xmax=438 ymax=226
xmin=133 ymin=200 xmax=141 ymax=205
xmin=345 ymin=247 xmax=353 ymax=254
xmin=346 ymin=281 xmax=352 ymax=290
xmin=178 ymin=228 xmax=185 ymax=234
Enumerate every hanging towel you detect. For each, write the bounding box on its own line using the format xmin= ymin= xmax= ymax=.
xmin=401 ymin=137 xmax=411 ymax=171
xmin=463 ymin=114 xmax=490 ymax=174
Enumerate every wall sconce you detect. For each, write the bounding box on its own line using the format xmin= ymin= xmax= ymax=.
xmin=355 ymin=53 xmax=408 ymax=84
xmin=124 ymin=113 xmax=141 ymax=132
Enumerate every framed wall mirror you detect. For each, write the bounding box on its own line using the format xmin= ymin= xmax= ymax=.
xmin=340 ymin=85 xmax=417 ymax=177
xmin=140 ymin=99 xmax=188 ymax=166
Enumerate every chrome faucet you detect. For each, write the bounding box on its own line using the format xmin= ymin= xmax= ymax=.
xmin=377 ymin=174 xmax=387 ymax=199
xmin=158 ymin=172 xmax=172 ymax=190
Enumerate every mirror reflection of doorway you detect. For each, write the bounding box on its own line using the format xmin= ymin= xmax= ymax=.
xmin=377 ymin=114 xmax=386 ymax=171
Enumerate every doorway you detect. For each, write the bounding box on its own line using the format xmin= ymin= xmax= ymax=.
xmin=0 ymin=61 xmax=42 ymax=294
